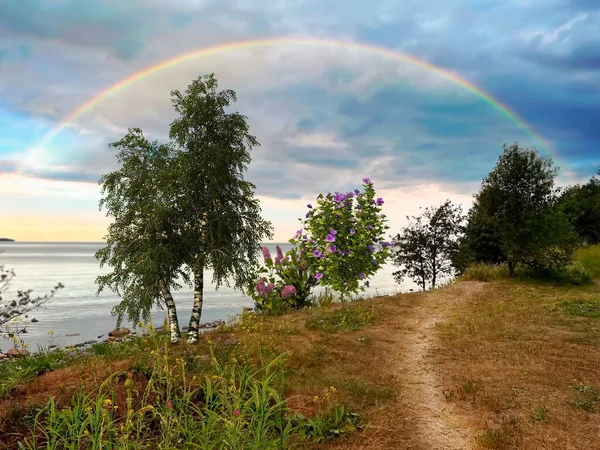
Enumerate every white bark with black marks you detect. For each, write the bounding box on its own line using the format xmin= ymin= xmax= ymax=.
xmin=187 ymin=268 xmax=204 ymax=344
xmin=160 ymin=284 xmax=181 ymax=344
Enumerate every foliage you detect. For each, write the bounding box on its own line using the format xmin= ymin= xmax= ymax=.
xmin=0 ymin=256 xmax=64 ymax=327
xmin=575 ymin=244 xmax=600 ymax=279
xmin=297 ymin=403 xmax=362 ymax=443
xmin=392 ymin=200 xmax=464 ymax=290
xmin=461 ymin=263 xmax=510 ymax=282
xmin=17 ymin=346 xmax=304 ymax=449
xmin=247 ymin=246 xmax=318 ymax=314
xmin=95 ymin=130 xmax=188 ymax=340
xmin=96 ymin=74 xmax=273 ymax=344
xmin=291 ymin=178 xmax=391 ymax=300
xmin=559 ymin=168 xmax=600 ymax=245
xmin=463 ymin=143 xmax=577 ymax=276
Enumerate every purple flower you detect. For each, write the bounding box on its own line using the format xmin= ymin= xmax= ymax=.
xmin=372 ymin=260 xmax=378 ymax=266
xmin=367 ymin=225 xmax=373 ymax=230
xmin=261 ymin=247 xmax=271 ymax=262
xmin=294 ymin=229 xmax=303 ymax=238
xmin=305 ymin=212 xmax=311 ymax=218
xmin=299 ymin=262 xmax=307 ymax=271
xmin=349 ymin=229 xmax=356 ymax=235
xmin=330 ymin=229 xmax=338 ymax=235
xmin=281 ymin=285 xmax=297 ymax=299
xmin=346 ymin=192 xmax=354 ymax=199
xmin=315 ymin=273 xmax=323 ymax=280
xmin=368 ymin=245 xmax=375 ymax=252
xmin=276 ymin=245 xmax=284 ymax=259
xmin=307 ymin=204 xmax=313 ymax=209
xmin=356 ymin=204 xmax=361 ymax=210
xmin=358 ymin=273 xmax=365 ymax=280
xmin=381 ymin=241 xmax=390 ymax=248
xmin=363 ymin=178 xmax=371 ymax=184
xmin=325 ymin=234 xmax=336 ymax=242
xmin=334 ymin=192 xmax=346 ymax=202
xmin=312 ymin=249 xmax=324 ymax=258
xmin=326 ymin=244 xmax=336 ymax=253
xmin=376 ymin=198 xmax=384 ymax=205
xmin=354 ymin=189 xmax=360 ymax=195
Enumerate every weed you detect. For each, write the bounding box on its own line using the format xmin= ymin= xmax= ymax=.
xmin=569 ymin=383 xmax=599 ymax=412
xmin=530 ymin=405 xmax=548 ymax=421
xmin=311 ymin=343 xmax=329 ymax=359
xmin=477 ymin=416 xmax=521 ymax=449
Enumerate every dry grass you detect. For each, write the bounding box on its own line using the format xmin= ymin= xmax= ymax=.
xmin=434 ymin=280 xmax=600 ymax=449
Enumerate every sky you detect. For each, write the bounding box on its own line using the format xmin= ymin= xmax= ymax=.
xmin=0 ymin=0 xmax=598 ymax=242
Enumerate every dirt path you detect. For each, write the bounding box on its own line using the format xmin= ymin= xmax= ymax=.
xmin=395 ymin=282 xmax=485 ymax=449
xmin=325 ymin=281 xmax=484 ymax=450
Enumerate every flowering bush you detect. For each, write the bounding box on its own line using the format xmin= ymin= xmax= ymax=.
xmin=247 ymin=245 xmax=318 ymax=314
xmin=290 ymin=179 xmax=392 ymax=300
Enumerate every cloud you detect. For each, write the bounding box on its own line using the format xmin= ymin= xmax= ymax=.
xmin=1 ymin=0 xmax=598 ymax=241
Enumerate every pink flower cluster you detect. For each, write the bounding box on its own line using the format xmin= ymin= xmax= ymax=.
xmin=255 ymin=277 xmax=274 ymax=297
xmin=281 ymin=285 xmax=297 ymax=299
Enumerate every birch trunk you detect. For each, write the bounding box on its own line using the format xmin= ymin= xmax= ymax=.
xmin=160 ymin=284 xmax=181 ymax=344
xmin=187 ymin=267 xmax=204 ymax=344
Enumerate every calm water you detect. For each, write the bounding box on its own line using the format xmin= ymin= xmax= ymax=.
xmin=0 ymin=242 xmax=414 ymax=351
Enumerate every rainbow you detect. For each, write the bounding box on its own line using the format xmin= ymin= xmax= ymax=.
xmin=31 ymin=36 xmax=567 ymax=173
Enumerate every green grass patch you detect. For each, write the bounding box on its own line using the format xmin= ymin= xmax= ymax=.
xmin=530 ymin=405 xmax=548 ymax=422
xmin=477 ymin=416 xmax=521 ymax=449
xmin=560 ymin=300 xmax=600 ymax=318
xmin=306 ymin=304 xmax=374 ymax=333
xmin=0 ymin=349 xmax=72 ymax=397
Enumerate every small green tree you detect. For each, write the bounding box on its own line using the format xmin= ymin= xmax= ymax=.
xmin=473 ymin=143 xmax=576 ymax=276
xmin=559 ymin=167 xmax=600 ymax=245
xmin=95 ymin=129 xmax=189 ymax=343
xmin=168 ymin=74 xmax=273 ymax=344
xmin=392 ymin=200 xmax=464 ymax=290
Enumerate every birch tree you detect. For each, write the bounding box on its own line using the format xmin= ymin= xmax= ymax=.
xmin=392 ymin=200 xmax=464 ymax=290
xmin=168 ymin=74 xmax=273 ymax=344
xmin=95 ymin=129 xmax=189 ymax=343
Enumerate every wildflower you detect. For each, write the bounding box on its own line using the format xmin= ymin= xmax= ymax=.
xmin=330 ymin=229 xmax=337 ymax=235
xmin=315 ymin=273 xmax=323 ymax=280
xmin=358 ymin=273 xmax=365 ymax=280
xmin=305 ymin=212 xmax=311 ymax=218
xmin=354 ymin=189 xmax=360 ymax=195
xmin=307 ymin=204 xmax=312 ymax=209
xmin=166 ymin=400 xmax=173 ymax=410
xmin=83 ymin=429 xmax=90 ymax=437
xmin=312 ymin=249 xmax=324 ymax=259
xmin=233 ymin=409 xmax=241 ymax=417
xmin=326 ymin=245 xmax=336 ymax=254
xmin=330 ymin=386 xmax=337 ymax=392
xmin=325 ymin=234 xmax=336 ymax=242
xmin=362 ymin=177 xmax=371 ymax=184
xmin=376 ymin=197 xmax=384 ymax=205
xmin=281 ymin=285 xmax=296 ymax=299
xmin=103 ymin=399 xmax=112 ymax=406
xmin=275 ymin=245 xmax=284 ymax=265
xmin=261 ymin=246 xmax=271 ymax=262
xmin=349 ymin=228 xmax=356 ymax=235
xmin=368 ymin=245 xmax=375 ymax=252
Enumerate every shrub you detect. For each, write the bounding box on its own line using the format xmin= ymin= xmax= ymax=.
xmin=461 ymin=263 xmax=509 ymax=282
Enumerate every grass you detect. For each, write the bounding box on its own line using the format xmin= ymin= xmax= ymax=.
xmin=435 ymin=279 xmax=600 ymax=449
xmin=1 ymin=247 xmax=598 ymax=449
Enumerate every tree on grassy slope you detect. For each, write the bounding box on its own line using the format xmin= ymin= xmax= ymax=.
xmin=559 ymin=167 xmax=600 ymax=245
xmin=168 ymin=74 xmax=273 ymax=344
xmin=392 ymin=200 xmax=464 ymax=290
xmin=95 ymin=130 xmax=189 ymax=343
xmin=471 ymin=143 xmax=576 ymax=276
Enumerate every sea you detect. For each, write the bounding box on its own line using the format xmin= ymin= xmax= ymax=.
xmin=0 ymin=242 xmax=418 ymax=352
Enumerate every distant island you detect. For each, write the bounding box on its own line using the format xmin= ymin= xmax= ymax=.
xmin=0 ymin=238 xmax=15 ymax=242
